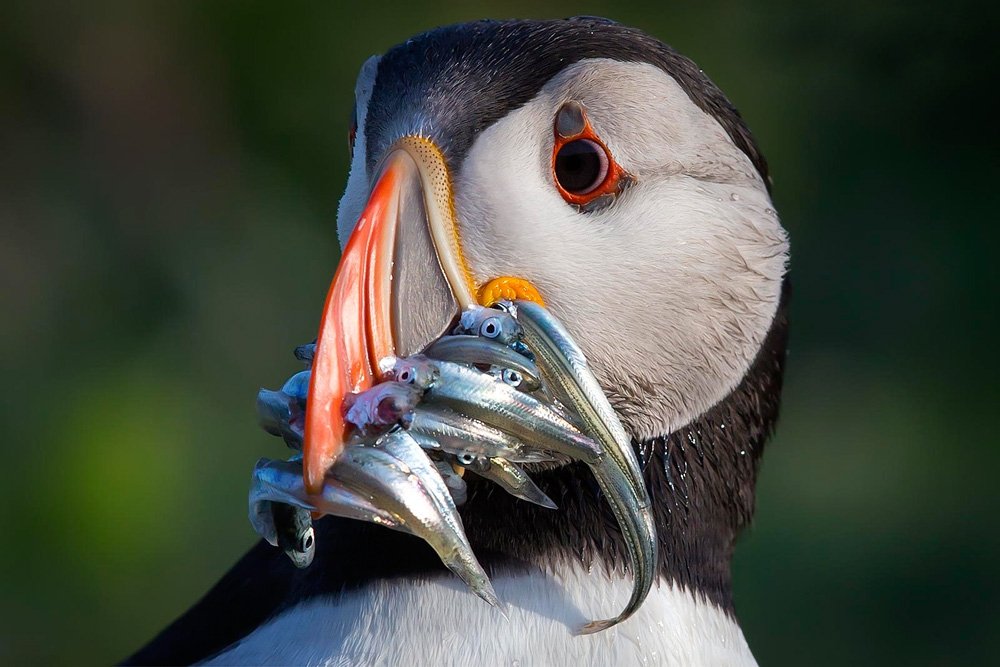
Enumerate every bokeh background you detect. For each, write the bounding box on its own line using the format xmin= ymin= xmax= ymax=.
xmin=2 ymin=1 xmax=997 ymax=664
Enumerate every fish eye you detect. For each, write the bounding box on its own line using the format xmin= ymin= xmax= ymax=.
xmin=302 ymin=530 xmax=314 ymax=551
xmin=397 ymin=368 xmax=413 ymax=383
xmin=501 ymin=368 xmax=522 ymax=387
xmin=480 ymin=317 xmax=502 ymax=339
xmin=554 ymin=139 xmax=609 ymax=195
xmin=457 ymin=453 xmax=476 ymax=466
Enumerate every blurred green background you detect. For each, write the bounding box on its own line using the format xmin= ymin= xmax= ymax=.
xmin=1 ymin=0 xmax=997 ymax=664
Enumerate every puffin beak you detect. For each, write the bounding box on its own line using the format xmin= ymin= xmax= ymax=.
xmin=304 ymin=137 xmax=542 ymax=494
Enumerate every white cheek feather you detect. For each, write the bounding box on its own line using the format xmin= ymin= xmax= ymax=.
xmin=336 ymin=55 xmax=380 ymax=247
xmin=454 ymin=60 xmax=788 ymax=439
xmin=205 ymin=563 xmax=756 ymax=666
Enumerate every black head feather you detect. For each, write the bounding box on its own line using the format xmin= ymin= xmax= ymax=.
xmin=365 ymin=18 xmax=770 ymax=188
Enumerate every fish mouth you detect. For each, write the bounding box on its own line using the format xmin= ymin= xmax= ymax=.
xmin=303 ymin=136 xmax=543 ymax=494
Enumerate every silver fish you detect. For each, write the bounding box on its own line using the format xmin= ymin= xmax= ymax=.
xmin=256 ymin=389 xmax=304 ymax=449
xmin=406 ymin=432 xmax=471 ymax=505
xmin=423 ymin=336 xmax=541 ymax=391
xmin=514 ymin=300 xmax=657 ymax=634
xmin=377 ymin=429 xmax=467 ymax=548
xmin=249 ymin=458 xmax=405 ymax=544
xmin=406 ymin=404 xmax=556 ymax=463
xmin=280 ymin=370 xmax=311 ymax=408
xmin=392 ymin=356 xmax=603 ymax=464
xmin=406 ymin=429 xmax=444 ymax=452
xmin=330 ymin=445 xmax=499 ymax=607
xmin=249 ymin=459 xmax=312 ymax=547
xmin=256 ymin=370 xmax=311 ymax=450
xmin=464 ymin=455 xmax=557 ymax=509
xmin=343 ymin=381 xmax=422 ymax=434
xmin=271 ymin=501 xmax=316 ymax=568
xmin=390 ymin=355 xmax=442 ymax=391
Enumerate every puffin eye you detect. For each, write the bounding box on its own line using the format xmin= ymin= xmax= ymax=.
xmin=554 ymin=139 xmax=609 ymax=195
xmin=551 ymin=101 xmax=633 ymax=210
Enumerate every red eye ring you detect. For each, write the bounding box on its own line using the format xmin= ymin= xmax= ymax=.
xmin=551 ymin=101 xmax=630 ymax=208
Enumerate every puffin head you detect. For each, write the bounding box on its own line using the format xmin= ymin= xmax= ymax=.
xmin=305 ymin=17 xmax=787 ymax=479
xmin=307 ymin=18 xmax=789 ymax=601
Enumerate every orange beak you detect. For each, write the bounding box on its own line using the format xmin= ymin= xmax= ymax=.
xmin=302 ymin=137 xmax=480 ymax=494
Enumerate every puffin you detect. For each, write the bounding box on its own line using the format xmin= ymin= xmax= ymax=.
xmin=125 ymin=17 xmax=789 ymax=666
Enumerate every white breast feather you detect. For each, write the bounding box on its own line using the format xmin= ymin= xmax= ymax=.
xmin=206 ymin=563 xmax=756 ymax=666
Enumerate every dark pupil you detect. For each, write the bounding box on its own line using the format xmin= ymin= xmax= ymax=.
xmin=555 ymin=140 xmax=604 ymax=194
